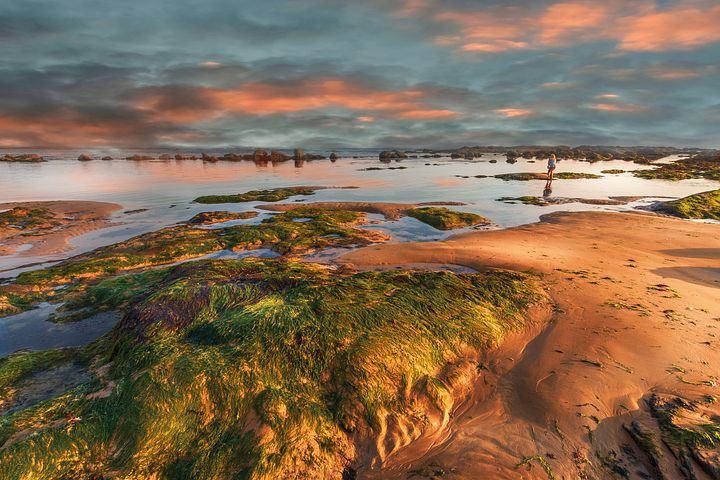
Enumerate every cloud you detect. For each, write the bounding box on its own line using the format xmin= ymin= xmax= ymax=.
xmin=133 ymin=77 xmax=460 ymax=122
xmin=618 ymin=4 xmax=720 ymax=51
xmin=588 ymin=103 xmax=644 ymax=112
xmin=495 ymin=108 xmax=534 ymax=118
xmin=409 ymin=0 xmax=720 ymax=53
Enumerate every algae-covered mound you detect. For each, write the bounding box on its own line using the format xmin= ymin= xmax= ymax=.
xmin=407 ymin=207 xmax=490 ymax=230
xmin=647 ymin=394 xmax=720 ymax=477
xmin=0 ymin=207 xmax=58 ymax=231
xmin=0 ymin=208 xmax=388 ymax=314
xmin=601 ymin=169 xmax=625 ymax=174
xmin=0 ymin=258 xmax=542 ymax=479
xmin=187 ymin=210 xmax=259 ymax=225
xmin=194 ymin=187 xmax=320 ymax=204
xmin=657 ymin=190 xmax=720 ymax=220
xmin=634 ymin=152 xmax=720 ymax=181
xmin=553 ymin=172 xmax=602 ymax=180
xmin=494 ymin=172 xmax=601 ymax=181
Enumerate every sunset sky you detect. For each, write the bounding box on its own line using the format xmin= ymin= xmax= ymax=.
xmin=2 ymin=0 xmax=719 ymax=148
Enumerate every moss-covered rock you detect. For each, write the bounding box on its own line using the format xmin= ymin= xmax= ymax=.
xmin=601 ymin=169 xmax=625 ymax=174
xmin=0 ymin=208 xmax=388 ymax=314
xmin=658 ymin=190 xmax=720 ymax=220
xmin=406 ymin=207 xmax=489 ymax=230
xmin=194 ymin=187 xmax=320 ymax=204
xmin=0 ymin=207 xmax=58 ymax=230
xmin=634 ymin=152 xmax=720 ymax=181
xmin=494 ymin=172 xmax=601 ymax=181
xmin=0 ymin=258 xmax=543 ymax=479
xmin=187 ymin=210 xmax=258 ymax=225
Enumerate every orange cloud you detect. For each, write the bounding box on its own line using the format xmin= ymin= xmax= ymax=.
xmin=588 ymin=103 xmax=644 ymax=112
xmin=618 ymin=4 xmax=720 ymax=51
xmin=538 ymin=2 xmax=612 ymax=45
xmin=420 ymin=1 xmax=720 ymax=53
xmin=356 ymin=116 xmax=375 ymax=122
xmin=541 ymin=81 xmax=574 ymax=88
xmin=495 ymin=108 xmax=534 ymax=118
xmin=134 ymin=78 xmax=459 ymax=122
xmin=595 ymin=93 xmax=620 ymax=99
xmin=0 ymin=111 xmax=176 ymax=148
xmin=394 ymin=109 xmax=459 ymax=120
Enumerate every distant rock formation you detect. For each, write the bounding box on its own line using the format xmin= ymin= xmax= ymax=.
xmin=1 ymin=154 xmax=45 ymax=163
xmin=379 ymin=150 xmax=408 ymax=160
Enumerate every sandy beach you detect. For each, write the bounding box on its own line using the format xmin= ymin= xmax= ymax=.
xmin=0 ymin=200 xmax=120 ymax=257
xmin=335 ymin=211 xmax=720 ymax=478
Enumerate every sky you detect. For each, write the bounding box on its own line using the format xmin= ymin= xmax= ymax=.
xmin=1 ymin=0 xmax=719 ymax=149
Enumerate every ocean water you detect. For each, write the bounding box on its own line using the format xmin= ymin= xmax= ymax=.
xmin=1 ymin=149 xmax=718 ymax=273
xmin=2 ymin=148 xmax=719 ymax=354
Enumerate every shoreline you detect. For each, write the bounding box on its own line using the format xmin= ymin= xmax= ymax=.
xmin=0 ymin=200 xmax=121 ymax=258
xmin=338 ymin=210 xmax=720 ymax=478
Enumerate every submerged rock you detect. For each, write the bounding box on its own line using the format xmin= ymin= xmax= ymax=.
xmin=125 ymin=155 xmax=154 ymax=161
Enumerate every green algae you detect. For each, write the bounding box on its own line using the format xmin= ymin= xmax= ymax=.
xmin=0 ymin=207 xmax=58 ymax=230
xmin=634 ymin=152 xmax=720 ymax=181
xmin=406 ymin=207 xmax=489 ymax=230
xmin=187 ymin=210 xmax=259 ymax=225
xmin=494 ymin=172 xmax=601 ymax=181
xmin=0 ymin=258 xmax=543 ymax=479
xmin=0 ymin=208 xmax=386 ymax=314
xmin=658 ymin=189 xmax=720 ymax=220
xmin=516 ymin=455 xmax=556 ymax=479
xmin=600 ymin=169 xmax=625 ymax=174
xmin=553 ymin=172 xmax=602 ymax=179
xmin=194 ymin=187 xmax=319 ymax=204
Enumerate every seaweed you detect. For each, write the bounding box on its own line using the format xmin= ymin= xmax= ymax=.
xmin=406 ymin=207 xmax=490 ymax=230
xmin=0 ymin=258 xmax=543 ymax=479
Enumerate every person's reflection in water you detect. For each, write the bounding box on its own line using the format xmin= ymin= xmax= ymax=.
xmin=543 ymin=179 xmax=553 ymax=198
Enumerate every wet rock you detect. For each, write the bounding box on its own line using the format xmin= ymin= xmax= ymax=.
xmin=379 ymin=150 xmax=408 ymax=160
xmin=125 ymin=155 xmax=154 ymax=161
xmin=329 ymin=152 xmax=339 ymax=161
xmin=1 ymin=154 xmax=45 ymax=163
xmin=158 ymin=154 xmax=173 ymax=160
xmin=77 ymin=154 xmax=93 ymax=161
xmin=201 ymin=153 xmax=218 ymax=162
xmin=101 ymin=156 xmax=113 ymax=160
xmin=293 ymin=148 xmax=305 ymax=160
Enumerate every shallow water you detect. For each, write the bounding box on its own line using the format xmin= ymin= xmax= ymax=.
xmin=1 ymin=149 xmax=718 ymax=273
xmin=0 ymin=303 xmax=119 ymax=357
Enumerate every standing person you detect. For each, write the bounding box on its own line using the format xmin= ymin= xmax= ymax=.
xmin=546 ymin=154 xmax=557 ymax=180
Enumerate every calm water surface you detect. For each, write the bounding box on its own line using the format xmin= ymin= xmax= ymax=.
xmin=1 ymin=148 xmax=719 ymax=356
xmin=1 ymin=149 xmax=718 ymax=273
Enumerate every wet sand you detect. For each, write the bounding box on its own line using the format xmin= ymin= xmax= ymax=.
xmin=339 ymin=211 xmax=720 ymax=479
xmin=0 ymin=200 xmax=120 ymax=257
